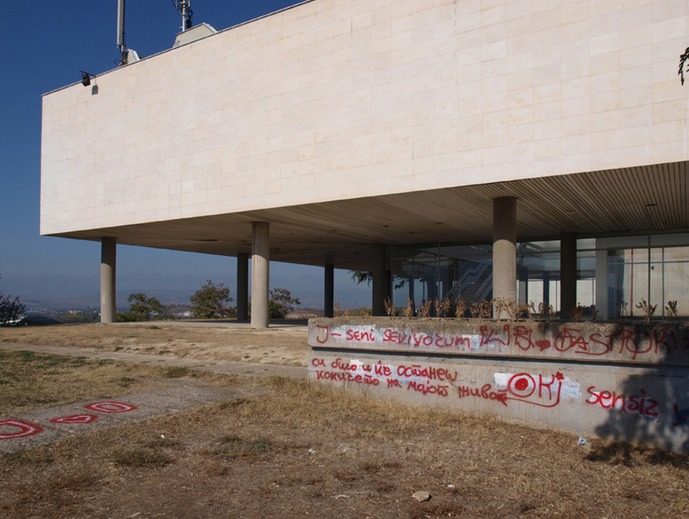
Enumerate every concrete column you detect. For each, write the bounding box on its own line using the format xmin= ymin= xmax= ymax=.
xmin=371 ymin=245 xmax=387 ymax=316
xmin=236 ymin=252 xmax=249 ymax=322
xmin=492 ymin=197 xmax=517 ymax=318
xmin=560 ymin=232 xmax=577 ymax=320
xmin=324 ymin=263 xmax=334 ymax=318
xmin=595 ymin=248 xmax=609 ymax=320
xmin=543 ymin=272 xmax=551 ymax=312
xmin=100 ymin=237 xmax=117 ymax=323
xmin=251 ymin=222 xmax=270 ymax=328
xmin=518 ymin=266 xmax=529 ymax=305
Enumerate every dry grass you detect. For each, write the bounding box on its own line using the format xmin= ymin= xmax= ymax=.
xmin=0 ymin=322 xmax=308 ymax=366
xmin=0 ymin=349 xmax=182 ymax=415
xmin=2 ymin=326 xmax=689 ymax=518
xmin=2 ymin=373 xmax=689 ymax=518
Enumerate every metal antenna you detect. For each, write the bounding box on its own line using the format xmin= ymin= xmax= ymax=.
xmin=116 ymin=0 xmax=128 ymax=65
xmin=175 ymin=0 xmax=193 ymax=32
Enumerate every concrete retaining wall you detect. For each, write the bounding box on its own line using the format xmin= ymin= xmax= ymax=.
xmin=308 ymin=318 xmax=689 ymax=452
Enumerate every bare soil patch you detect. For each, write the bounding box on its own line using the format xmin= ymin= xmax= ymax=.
xmin=1 ymin=323 xmax=689 ymax=518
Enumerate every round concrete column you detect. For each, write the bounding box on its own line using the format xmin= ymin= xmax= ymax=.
xmin=236 ymin=252 xmax=249 ymax=322
xmin=492 ymin=197 xmax=517 ymax=318
xmin=251 ymin=222 xmax=270 ymax=328
xmin=371 ymin=245 xmax=387 ymax=316
xmin=100 ymin=237 xmax=117 ymax=323
xmin=560 ymin=232 xmax=577 ymax=320
xmin=324 ymin=263 xmax=334 ymax=318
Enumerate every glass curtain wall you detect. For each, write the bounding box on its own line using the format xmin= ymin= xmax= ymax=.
xmin=390 ymin=234 xmax=689 ymax=319
xmin=608 ymin=243 xmax=689 ymax=319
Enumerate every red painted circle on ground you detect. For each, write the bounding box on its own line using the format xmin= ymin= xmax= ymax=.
xmin=50 ymin=414 xmax=98 ymax=424
xmin=0 ymin=420 xmax=44 ymax=440
xmin=84 ymin=401 xmax=138 ymax=414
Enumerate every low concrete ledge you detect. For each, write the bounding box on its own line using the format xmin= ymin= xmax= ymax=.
xmin=309 ymin=317 xmax=689 ymax=366
xmin=308 ymin=318 xmax=689 ymax=453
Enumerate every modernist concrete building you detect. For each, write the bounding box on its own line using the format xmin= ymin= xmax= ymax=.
xmin=41 ymin=0 xmax=689 ymax=326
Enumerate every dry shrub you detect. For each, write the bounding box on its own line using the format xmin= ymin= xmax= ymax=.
xmin=404 ymin=299 xmax=415 ymax=318
xmin=454 ymin=298 xmax=467 ymax=318
xmin=418 ymin=300 xmax=432 ymax=317
xmin=384 ymin=297 xmax=396 ymax=316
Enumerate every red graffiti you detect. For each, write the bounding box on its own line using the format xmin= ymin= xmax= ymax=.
xmin=458 ymin=384 xmax=508 ymax=406
xmin=314 ymin=370 xmax=380 ymax=386
xmin=330 ymin=357 xmax=359 ymax=371
xmin=498 ymin=372 xmax=564 ymax=408
xmin=586 ymin=386 xmax=659 ymax=419
xmin=0 ymin=401 xmax=140 ymax=443
xmin=406 ymin=381 xmax=449 ymax=397
xmin=315 ymin=325 xmax=330 ymax=344
xmin=396 ymin=364 xmax=458 ymax=382
xmin=478 ymin=324 xmax=688 ymax=360
xmin=382 ymin=328 xmax=471 ymax=350
xmin=345 ymin=328 xmax=376 ymax=342
xmin=0 ymin=420 xmax=43 ymax=440
xmin=84 ymin=401 xmax=137 ymax=414
xmin=375 ymin=361 xmax=392 ymax=377
xmin=50 ymin=414 xmax=98 ymax=424
xmin=314 ymin=323 xmax=689 ymax=361
xmin=479 ymin=324 xmax=511 ymax=349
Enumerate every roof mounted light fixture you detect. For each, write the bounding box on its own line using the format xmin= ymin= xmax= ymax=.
xmin=80 ymin=71 xmax=95 ymax=87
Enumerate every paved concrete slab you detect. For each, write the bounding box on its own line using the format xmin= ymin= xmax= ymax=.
xmin=0 ymin=341 xmax=307 ymax=452
xmin=0 ymin=380 xmax=240 ymax=453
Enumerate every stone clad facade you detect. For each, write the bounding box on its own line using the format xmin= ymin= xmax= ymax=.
xmin=41 ymin=1 xmax=688 ymax=325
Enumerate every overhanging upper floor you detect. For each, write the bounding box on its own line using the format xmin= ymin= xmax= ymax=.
xmin=41 ymin=0 xmax=689 ymax=268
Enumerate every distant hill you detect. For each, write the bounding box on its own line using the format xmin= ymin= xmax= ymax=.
xmin=1 ymin=273 xmax=370 ymax=312
xmin=0 ymin=276 xmax=99 ymax=311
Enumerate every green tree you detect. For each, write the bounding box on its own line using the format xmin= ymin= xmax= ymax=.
xmin=0 ymin=275 xmax=26 ymax=326
xmin=350 ymin=269 xmax=408 ymax=289
xmin=269 ymin=287 xmax=301 ymax=319
xmin=190 ymin=280 xmax=233 ymax=319
xmin=350 ymin=270 xmax=372 ymax=286
xmin=117 ymin=293 xmax=167 ymax=322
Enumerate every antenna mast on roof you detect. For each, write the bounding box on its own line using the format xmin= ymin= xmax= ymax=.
xmin=175 ymin=0 xmax=193 ymax=32
xmin=115 ymin=0 xmax=139 ymax=65
xmin=116 ymin=0 xmax=128 ymax=65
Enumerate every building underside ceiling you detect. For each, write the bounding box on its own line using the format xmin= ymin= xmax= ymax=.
xmin=53 ymin=163 xmax=689 ymax=271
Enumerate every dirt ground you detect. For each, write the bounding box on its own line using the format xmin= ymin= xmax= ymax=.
xmin=2 ymin=322 xmax=689 ymax=519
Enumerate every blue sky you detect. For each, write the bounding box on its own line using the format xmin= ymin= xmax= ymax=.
xmin=0 ymin=0 xmax=369 ymax=309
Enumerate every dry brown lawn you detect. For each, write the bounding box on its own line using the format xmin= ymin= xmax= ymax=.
xmin=1 ymin=322 xmax=689 ymax=518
